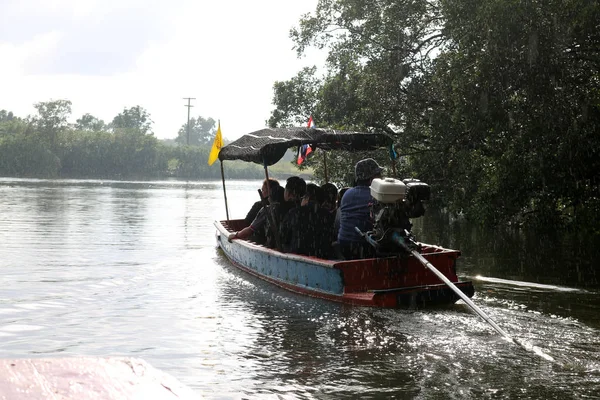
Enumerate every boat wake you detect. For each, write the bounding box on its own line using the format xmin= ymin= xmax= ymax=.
xmin=472 ymin=275 xmax=585 ymax=292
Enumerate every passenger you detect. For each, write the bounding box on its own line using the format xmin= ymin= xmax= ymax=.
xmin=244 ymin=178 xmax=280 ymax=226
xmin=283 ymin=176 xmax=307 ymax=208
xmin=337 ymin=187 xmax=350 ymax=209
xmin=334 ymin=187 xmax=350 ymax=239
xmin=272 ymin=176 xmax=306 ymax=245
xmin=313 ymin=183 xmax=325 ymax=206
xmin=263 ymin=186 xmax=286 ymax=248
xmin=261 ymin=178 xmax=305 ymax=249
xmin=337 ymin=158 xmax=384 ymax=259
xmin=280 ymin=183 xmax=335 ymax=258
xmin=320 ymin=182 xmax=338 ymax=213
xmin=230 ymin=177 xmax=305 ymax=246
xmin=230 ymin=184 xmax=283 ymax=243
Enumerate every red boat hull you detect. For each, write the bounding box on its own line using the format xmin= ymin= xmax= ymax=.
xmin=215 ymin=219 xmax=474 ymax=308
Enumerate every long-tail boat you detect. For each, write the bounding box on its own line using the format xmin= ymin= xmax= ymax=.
xmin=213 ymin=127 xmax=474 ymax=308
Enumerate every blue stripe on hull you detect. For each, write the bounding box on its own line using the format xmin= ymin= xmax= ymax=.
xmin=218 ymin=234 xmax=345 ymax=295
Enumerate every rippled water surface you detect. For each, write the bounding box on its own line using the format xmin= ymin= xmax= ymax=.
xmin=1 ymin=178 xmax=598 ymax=399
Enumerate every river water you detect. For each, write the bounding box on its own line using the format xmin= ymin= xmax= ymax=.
xmin=0 ymin=178 xmax=598 ymax=399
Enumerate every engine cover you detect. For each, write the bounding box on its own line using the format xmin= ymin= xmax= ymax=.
xmin=370 ymin=178 xmax=406 ymax=203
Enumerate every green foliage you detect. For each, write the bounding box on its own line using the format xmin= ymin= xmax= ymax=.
xmin=0 ymin=104 xmax=266 ymax=180
xmin=56 ymin=129 xmax=167 ymax=178
xmin=111 ymin=106 xmax=153 ymax=135
xmin=163 ymin=145 xmax=264 ymax=179
xmin=76 ymin=113 xmax=106 ymax=132
xmin=176 ymin=116 xmax=217 ymax=146
xmin=268 ymin=67 xmax=321 ymax=128
xmin=32 ymin=99 xmax=72 ymax=147
xmin=271 ymin=0 xmax=600 ymax=230
xmin=0 ymin=110 xmax=15 ymax=122
xmin=427 ymin=0 xmax=600 ymax=226
xmin=0 ymin=135 xmax=60 ymax=177
xmin=0 ymin=110 xmax=27 ymax=137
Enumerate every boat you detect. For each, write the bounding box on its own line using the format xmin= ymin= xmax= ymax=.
xmin=213 ymin=127 xmax=474 ymax=308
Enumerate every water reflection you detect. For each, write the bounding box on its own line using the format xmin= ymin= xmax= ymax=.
xmin=215 ymin=257 xmax=420 ymax=398
xmin=213 ymin=251 xmax=599 ymax=399
xmin=0 ymin=178 xmax=598 ymax=399
xmin=413 ymin=210 xmax=600 ymax=289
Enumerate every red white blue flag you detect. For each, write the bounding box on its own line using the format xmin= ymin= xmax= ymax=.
xmin=297 ymin=116 xmax=315 ymax=165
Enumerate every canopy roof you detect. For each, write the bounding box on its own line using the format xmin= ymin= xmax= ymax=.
xmin=218 ymin=127 xmax=393 ymax=166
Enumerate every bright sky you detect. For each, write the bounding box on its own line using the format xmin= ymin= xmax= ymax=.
xmin=0 ymin=0 xmax=323 ymax=140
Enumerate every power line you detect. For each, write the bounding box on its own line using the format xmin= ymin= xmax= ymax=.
xmin=183 ymin=97 xmax=196 ymax=145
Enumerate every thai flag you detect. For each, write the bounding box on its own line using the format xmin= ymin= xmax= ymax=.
xmin=297 ymin=144 xmax=314 ymax=165
xmin=297 ymin=116 xmax=315 ymax=165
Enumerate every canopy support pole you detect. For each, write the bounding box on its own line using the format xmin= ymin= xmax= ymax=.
xmin=323 ymin=151 xmax=329 ymax=183
xmin=262 ymin=165 xmax=271 ymax=198
xmin=220 ymin=160 xmax=229 ymax=222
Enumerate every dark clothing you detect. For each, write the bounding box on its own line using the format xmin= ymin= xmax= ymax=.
xmin=245 ymin=200 xmax=264 ymax=226
xmin=280 ymin=202 xmax=335 ymax=259
xmin=334 ymin=207 xmax=341 ymax=239
xmin=263 ymin=200 xmax=294 ymax=249
xmin=248 ymin=206 xmax=269 ymax=244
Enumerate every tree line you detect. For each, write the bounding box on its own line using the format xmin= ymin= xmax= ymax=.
xmin=269 ymin=0 xmax=600 ymax=232
xmin=0 ymin=101 xmax=264 ymax=180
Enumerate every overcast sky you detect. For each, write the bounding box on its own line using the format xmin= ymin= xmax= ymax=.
xmin=0 ymin=0 xmax=323 ymax=140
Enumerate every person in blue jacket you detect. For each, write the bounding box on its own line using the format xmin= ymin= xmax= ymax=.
xmin=337 ymin=158 xmax=384 ymax=259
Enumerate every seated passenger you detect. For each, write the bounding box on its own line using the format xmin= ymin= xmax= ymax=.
xmin=337 ymin=158 xmax=383 ymax=259
xmin=334 ymin=186 xmax=349 ymax=238
xmin=309 ymin=183 xmax=325 ymax=207
xmin=229 ymin=177 xmax=304 ymax=246
xmin=230 ymin=185 xmax=283 ymax=243
xmin=244 ymin=178 xmax=280 ymax=226
xmin=263 ymin=186 xmax=286 ymax=248
xmin=282 ymin=176 xmax=306 ymax=208
xmin=280 ymin=183 xmax=335 ymax=258
xmin=321 ymin=182 xmax=338 ymax=213
xmin=337 ymin=187 xmax=350 ymax=209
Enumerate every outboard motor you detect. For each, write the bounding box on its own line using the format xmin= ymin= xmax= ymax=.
xmin=363 ymin=178 xmax=431 ymax=255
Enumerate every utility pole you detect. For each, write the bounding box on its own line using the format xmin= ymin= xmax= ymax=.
xmin=183 ymin=97 xmax=196 ymax=145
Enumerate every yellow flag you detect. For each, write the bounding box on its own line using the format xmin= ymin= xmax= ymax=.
xmin=208 ymin=121 xmax=223 ymax=165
